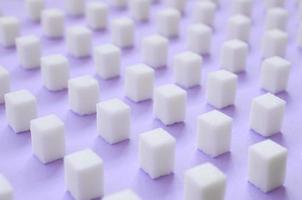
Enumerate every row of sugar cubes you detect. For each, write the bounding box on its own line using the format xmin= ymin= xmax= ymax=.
xmin=0 ymin=0 xmax=293 ymax=200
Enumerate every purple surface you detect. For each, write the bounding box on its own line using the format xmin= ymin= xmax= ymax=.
xmin=0 ymin=0 xmax=302 ymax=199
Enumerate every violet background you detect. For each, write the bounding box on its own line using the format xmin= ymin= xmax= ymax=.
xmin=0 ymin=0 xmax=302 ymax=199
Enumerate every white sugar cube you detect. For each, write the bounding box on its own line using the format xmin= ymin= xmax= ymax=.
xmin=231 ymin=0 xmax=252 ymax=16
xmin=64 ymin=0 xmax=85 ymax=16
xmin=41 ymin=9 xmax=65 ymax=38
xmin=197 ymin=110 xmax=232 ymax=157
xmin=5 ymin=90 xmax=37 ymax=133
xmin=248 ymin=140 xmax=287 ymax=192
xmin=227 ymin=14 xmax=251 ymax=42
xmin=156 ymin=8 xmax=181 ymax=38
xmin=66 ymin=26 xmax=92 ymax=58
xmin=111 ymin=18 xmax=135 ymax=48
xmin=85 ymin=2 xmax=108 ymax=30
xmin=141 ymin=34 xmax=168 ymax=68
xmin=139 ymin=128 xmax=176 ymax=179
xmin=249 ymin=93 xmax=285 ymax=137
xmin=103 ymin=189 xmax=141 ymax=200
xmin=265 ymin=0 xmax=284 ymax=9
xmin=185 ymin=163 xmax=226 ymax=200
xmin=68 ymin=76 xmax=100 ymax=115
xmin=16 ymin=35 xmax=41 ymax=69
xmin=0 ymin=66 xmax=10 ymax=104
xmin=30 ymin=115 xmax=65 ymax=164
xmin=206 ymin=70 xmax=238 ymax=109
xmin=165 ymin=0 xmax=187 ymax=12
xmin=125 ymin=64 xmax=154 ymax=102
xmin=192 ymin=1 xmax=216 ymax=26
xmin=173 ymin=51 xmax=202 ymax=88
xmin=265 ymin=8 xmax=288 ymax=30
xmin=0 ymin=16 xmax=20 ymax=47
xmin=260 ymin=56 xmax=290 ymax=93
xmin=129 ymin=0 xmax=150 ymax=22
xmin=111 ymin=0 xmax=128 ymax=8
xmin=262 ymin=29 xmax=288 ymax=58
xmin=220 ymin=39 xmax=248 ymax=73
xmin=93 ymin=44 xmax=121 ymax=79
xmin=65 ymin=149 xmax=104 ymax=200
xmin=41 ymin=54 xmax=69 ymax=91
xmin=25 ymin=0 xmax=45 ymax=21
xmin=153 ymin=84 xmax=187 ymax=125
xmin=0 ymin=174 xmax=13 ymax=200
xmin=97 ymin=98 xmax=131 ymax=144
xmin=186 ymin=24 xmax=212 ymax=55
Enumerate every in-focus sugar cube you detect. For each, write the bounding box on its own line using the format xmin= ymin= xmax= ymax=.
xmin=111 ymin=18 xmax=135 ymax=48
xmin=206 ymin=70 xmax=238 ymax=109
xmin=248 ymin=139 xmax=287 ymax=192
xmin=97 ymin=98 xmax=131 ymax=144
xmin=227 ymin=14 xmax=251 ymax=42
xmin=41 ymin=9 xmax=65 ymax=38
xmin=85 ymin=2 xmax=108 ymax=30
xmin=262 ymin=29 xmax=288 ymax=58
xmin=5 ymin=90 xmax=37 ymax=133
xmin=173 ymin=51 xmax=202 ymax=88
xmin=66 ymin=26 xmax=92 ymax=58
xmin=68 ymin=75 xmax=100 ymax=115
xmin=197 ymin=110 xmax=232 ymax=157
xmin=64 ymin=149 xmax=104 ymax=200
xmin=156 ymin=8 xmax=181 ymax=38
xmin=125 ymin=64 xmax=155 ymax=102
xmin=153 ymin=84 xmax=187 ymax=125
xmin=139 ymin=128 xmax=176 ymax=179
xmin=93 ymin=44 xmax=121 ymax=79
xmin=184 ymin=163 xmax=226 ymax=200
xmin=186 ymin=23 xmax=212 ymax=55
xmin=41 ymin=54 xmax=69 ymax=91
xmin=249 ymin=93 xmax=285 ymax=137
xmin=30 ymin=114 xmax=65 ymax=164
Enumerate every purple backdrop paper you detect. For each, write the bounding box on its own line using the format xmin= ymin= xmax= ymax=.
xmin=0 ymin=0 xmax=302 ymax=199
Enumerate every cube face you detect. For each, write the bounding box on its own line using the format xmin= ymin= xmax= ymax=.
xmin=197 ymin=110 xmax=232 ymax=157
xmin=260 ymin=56 xmax=290 ymax=93
xmin=249 ymin=93 xmax=285 ymax=136
xmin=192 ymin=2 xmax=216 ymax=26
xmin=0 ymin=16 xmax=20 ymax=47
xmin=265 ymin=8 xmax=288 ymax=30
xmin=166 ymin=0 xmax=187 ymax=12
xmin=97 ymin=99 xmax=131 ymax=144
xmin=93 ymin=44 xmax=121 ymax=79
xmin=25 ymin=0 xmax=45 ymax=21
xmin=206 ymin=70 xmax=238 ymax=109
xmin=64 ymin=149 xmax=104 ymax=200
xmin=103 ymin=189 xmax=141 ymax=200
xmin=66 ymin=26 xmax=92 ymax=58
xmin=141 ymin=35 xmax=168 ymax=68
xmin=248 ymin=140 xmax=287 ymax=192
xmin=30 ymin=115 xmax=65 ymax=163
xmin=125 ymin=64 xmax=155 ymax=102
xmin=110 ymin=0 xmax=127 ymax=7
xmin=186 ymin=24 xmax=212 ymax=55
xmin=5 ymin=90 xmax=37 ymax=133
xmin=262 ymin=29 xmax=288 ymax=58
xmin=227 ymin=14 xmax=251 ymax=42
xmin=0 ymin=174 xmax=13 ymax=200
xmin=184 ymin=163 xmax=226 ymax=200
xmin=173 ymin=51 xmax=202 ymax=88
xmin=42 ymin=9 xmax=65 ymax=38
xmin=64 ymin=0 xmax=85 ymax=16
xmin=41 ymin=55 xmax=69 ymax=91
xmin=231 ymin=0 xmax=252 ymax=16
xmin=153 ymin=84 xmax=187 ymax=125
xmin=0 ymin=66 xmax=10 ymax=104
xmin=156 ymin=8 xmax=181 ymax=38
xmin=265 ymin=0 xmax=284 ymax=9
xmin=220 ymin=39 xmax=248 ymax=73
xmin=139 ymin=128 xmax=176 ymax=179
xmin=68 ymin=76 xmax=100 ymax=115
xmin=16 ymin=35 xmax=41 ymax=69
xmin=86 ymin=2 xmax=108 ymax=30
xmin=129 ymin=0 xmax=150 ymax=21
xmin=111 ymin=18 xmax=135 ymax=48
